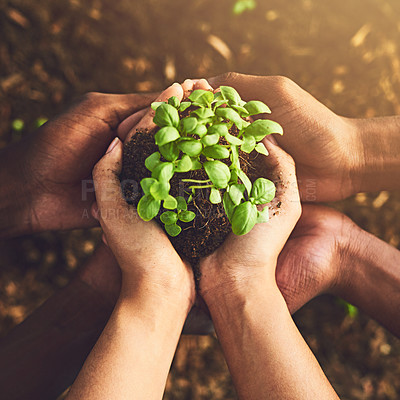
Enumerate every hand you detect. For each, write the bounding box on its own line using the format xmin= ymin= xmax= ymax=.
xmin=200 ymin=138 xmax=301 ymax=301
xmin=208 ymin=73 xmax=363 ymax=202
xmin=276 ymin=204 xmax=356 ymax=314
xmin=92 ymin=84 xmax=195 ymax=308
xmin=0 ymin=92 xmax=155 ymax=237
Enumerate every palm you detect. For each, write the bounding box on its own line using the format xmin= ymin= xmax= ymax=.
xmin=276 ymin=204 xmax=348 ymax=314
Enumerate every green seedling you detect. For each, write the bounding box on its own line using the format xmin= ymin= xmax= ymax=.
xmin=137 ymin=86 xmax=283 ymax=237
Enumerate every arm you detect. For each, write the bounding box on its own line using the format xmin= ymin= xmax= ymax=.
xmin=351 ymin=116 xmax=400 ymax=193
xmin=200 ymin=139 xmax=338 ymax=399
xmin=0 ymin=244 xmax=120 ymax=400
xmin=204 ymin=280 xmax=338 ymax=400
xmin=336 ymin=224 xmax=400 ymax=337
xmin=68 ymin=83 xmax=195 ymax=399
xmin=273 ymin=204 xmax=400 ymax=338
xmin=208 ymin=73 xmax=400 ymax=201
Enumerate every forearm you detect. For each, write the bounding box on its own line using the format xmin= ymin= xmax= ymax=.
xmin=205 ymin=280 xmax=338 ymax=400
xmin=350 ymin=116 xmax=400 ymax=193
xmin=336 ymin=226 xmax=400 ymax=337
xmin=0 ymin=279 xmax=114 ymax=400
xmin=0 ymin=144 xmax=32 ymax=238
xmin=67 ymin=284 xmax=190 ymax=400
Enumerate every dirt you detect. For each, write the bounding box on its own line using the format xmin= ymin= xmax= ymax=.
xmin=120 ymin=127 xmax=258 ymax=282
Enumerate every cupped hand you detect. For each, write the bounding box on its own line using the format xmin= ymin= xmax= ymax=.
xmin=92 ymin=83 xmax=195 ymax=307
xmin=276 ymin=204 xmax=355 ymax=314
xmin=11 ymin=92 xmax=156 ymax=234
xmin=199 ymin=138 xmax=301 ymax=301
xmin=208 ymin=73 xmax=363 ymax=202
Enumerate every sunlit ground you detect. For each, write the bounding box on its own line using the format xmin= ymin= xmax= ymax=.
xmin=1 ymin=0 xmax=400 ymax=398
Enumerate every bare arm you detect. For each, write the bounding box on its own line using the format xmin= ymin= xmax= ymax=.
xmin=0 ymin=245 xmax=120 ymax=400
xmin=204 ymin=280 xmax=339 ymax=400
xmin=336 ymin=224 xmax=400 ymax=337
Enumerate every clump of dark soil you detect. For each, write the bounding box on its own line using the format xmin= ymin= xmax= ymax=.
xmin=120 ymin=128 xmax=259 ymax=278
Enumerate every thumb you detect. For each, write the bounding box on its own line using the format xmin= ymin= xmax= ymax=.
xmin=93 ymin=137 xmax=129 ymax=224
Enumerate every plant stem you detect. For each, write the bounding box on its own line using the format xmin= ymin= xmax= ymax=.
xmin=189 ymin=185 xmax=214 ymax=190
xmin=181 ymin=178 xmax=211 ymax=184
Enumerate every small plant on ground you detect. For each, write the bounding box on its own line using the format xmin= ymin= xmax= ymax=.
xmin=137 ymin=86 xmax=283 ymax=237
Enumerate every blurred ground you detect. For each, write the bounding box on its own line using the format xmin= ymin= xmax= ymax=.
xmin=1 ymin=0 xmax=400 ymax=398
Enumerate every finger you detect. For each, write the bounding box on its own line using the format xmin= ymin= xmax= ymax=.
xmin=92 ymin=137 xmax=129 ymax=225
xmin=125 ymin=82 xmax=184 ymax=142
xmin=194 ymin=78 xmax=213 ymax=91
xmin=181 ymin=79 xmax=195 ymax=96
xmin=117 ymin=108 xmax=148 ymax=140
xmin=261 ymin=139 xmax=301 ymax=213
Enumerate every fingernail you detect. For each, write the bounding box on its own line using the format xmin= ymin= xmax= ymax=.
xmin=106 ymin=137 xmax=120 ymax=154
xmin=172 ymin=82 xmax=180 ymax=87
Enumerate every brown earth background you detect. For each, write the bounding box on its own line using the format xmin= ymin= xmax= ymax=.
xmin=1 ymin=0 xmax=400 ymax=399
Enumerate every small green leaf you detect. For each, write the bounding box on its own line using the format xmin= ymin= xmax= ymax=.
xmin=177 ymin=139 xmax=203 ymax=157
xmin=215 ymin=107 xmax=244 ymax=129
xmin=220 ymin=86 xmax=242 ymax=105
xmin=231 ymin=201 xmax=257 ymax=235
xmin=35 ymin=117 xmax=48 ymax=128
xmin=237 ymin=169 xmax=252 ymax=195
xmin=159 ymin=142 xmax=180 ymax=162
xmin=160 ymin=211 xmax=178 ymax=225
xmin=233 ymin=0 xmax=256 ymax=15
xmin=140 ymin=177 xmax=157 ymax=195
xmin=202 ymin=145 xmax=230 ymax=159
xmin=232 ymin=105 xmax=250 ymax=117
xmin=189 ymin=90 xmax=214 ymax=106
xmin=165 ymin=223 xmax=182 ymax=237
xmin=201 ymin=133 xmax=220 ymax=147
xmin=244 ymin=119 xmax=283 ymax=141
xmin=176 ymin=196 xmax=187 ymax=211
xmin=225 ymin=133 xmax=243 ymax=146
xmin=153 ymin=103 xmax=180 ymax=128
xmin=192 ymin=124 xmax=208 ymax=137
xmin=251 ymin=178 xmax=276 ymax=204
xmin=241 ymin=135 xmax=256 ymax=153
xmin=256 ymin=207 xmax=269 ymax=223
xmin=178 ymin=210 xmax=196 ymax=223
xmin=137 ymin=194 xmax=161 ymax=221
xmin=180 ymin=117 xmax=197 ymax=134
xmin=163 ymin=195 xmax=178 ymax=210
xmin=150 ymin=181 xmax=170 ymax=200
xmin=168 ymin=96 xmax=180 ymax=108
xmin=209 ymin=187 xmax=222 ymax=204
xmin=191 ymin=108 xmax=215 ymax=119
xmin=255 ymin=142 xmax=269 ymax=156
xmin=228 ymin=184 xmax=245 ymax=205
xmin=223 ymin=191 xmax=236 ymax=222
xmin=152 ymin=162 xmax=174 ymax=181
xmin=145 ymin=152 xmax=161 ymax=172
xmin=179 ymin=102 xmax=191 ymax=112
xmin=229 ymin=169 xmax=239 ymax=185
xmin=155 ymin=126 xmax=180 ymax=146
xmin=204 ymin=160 xmax=231 ymax=189
xmin=151 ymin=101 xmax=164 ymax=111
xmin=230 ymin=145 xmax=240 ymax=169
xmin=207 ymin=124 xmax=229 ymax=137
xmin=213 ymin=99 xmax=228 ymax=108
xmin=190 ymin=158 xmax=202 ymax=170
xmin=175 ymin=154 xmax=192 ymax=172
xmin=244 ymin=100 xmax=271 ymax=115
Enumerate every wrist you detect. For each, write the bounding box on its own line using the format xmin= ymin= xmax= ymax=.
xmin=349 ymin=116 xmax=400 ymax=193
xmin=119 ymin=272 xmax=195 ymax=317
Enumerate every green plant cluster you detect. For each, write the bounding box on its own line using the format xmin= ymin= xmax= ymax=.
xmin=137 ymin=86 xmax=283 ymax=237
